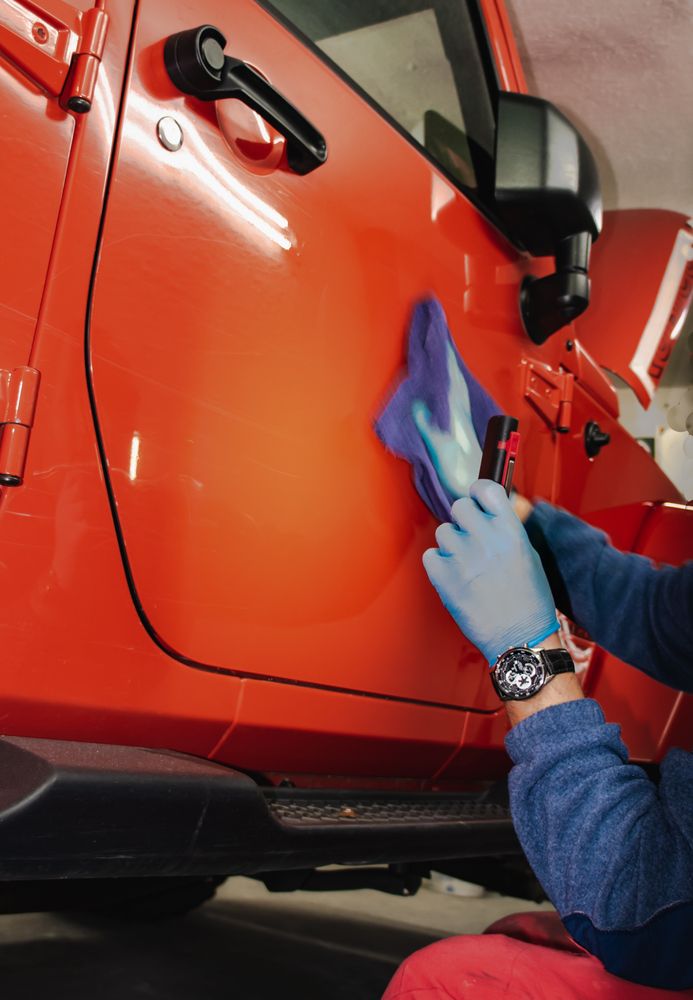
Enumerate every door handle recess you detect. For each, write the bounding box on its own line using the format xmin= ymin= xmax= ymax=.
xmin=164 ymin=25 xmax=327 ymax=175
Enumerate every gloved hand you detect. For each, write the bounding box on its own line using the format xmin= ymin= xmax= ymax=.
xmin=423 ymin=479 xmax=559 ymax=664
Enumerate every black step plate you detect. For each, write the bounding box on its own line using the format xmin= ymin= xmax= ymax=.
xmin=0 ymin=736 xmax=518 ymax=880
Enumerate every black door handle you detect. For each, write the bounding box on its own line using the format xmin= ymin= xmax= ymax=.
xmin=164 ymin=25 xmax=327 ymax=175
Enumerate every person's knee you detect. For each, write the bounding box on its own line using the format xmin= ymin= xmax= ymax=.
xmin=383 ymin=934 xmax=519 ymax=998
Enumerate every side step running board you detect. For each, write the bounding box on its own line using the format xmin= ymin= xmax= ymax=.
xmin=0 ymin=736 xmax=518 ymax=879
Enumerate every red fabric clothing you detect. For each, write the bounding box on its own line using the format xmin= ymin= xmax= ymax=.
xmin=484 ymin=912 xmax=586 ymax=954
xmin=382 ymin=912 xmax=693 ymax=999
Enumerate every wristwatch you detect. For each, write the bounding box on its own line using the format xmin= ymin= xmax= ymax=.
xmin=491 ymin=645 xmax=575 ymax=701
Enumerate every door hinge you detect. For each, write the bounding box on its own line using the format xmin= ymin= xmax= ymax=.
xmin=0 ymin=367 xmax=41 ymax=487
xmin=521 ymin=358 xmax=574 ymax=433
xmin=560 ymin=338 xmax=619 ymax=419
xmin=0 ymin=1 xmax=109 ymax=113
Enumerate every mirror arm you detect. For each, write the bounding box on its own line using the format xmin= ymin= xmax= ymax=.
xmin=520 ymin=232 xmax=592 ymax=345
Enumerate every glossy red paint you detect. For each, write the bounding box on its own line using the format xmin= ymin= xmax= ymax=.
xmin=88 ymin=0 xmax=559 ymax=711
xmin=0 ymin=18 xmax=81 ymax=371
xmin=559 ymin=339 xmax=619 ymax=420
xmin=0 ymin=366 xmax=40 ymax=484
xmin=216 ymin=83 xmax=286 ymax=173
xmin=0 ymin=0 xmax=238 ymax=758
xmin=0 ymin=0 xmax=688 ymax=794
xmin=555 ymin=382 xmax=677 ymax=514
xmin=211 ymin=676 xmax=468 ymax=778
xmin=575 ymin=209 xmax=693 ymax=406
xmin=478 ymin=0 xmax=528 ymax=92
xmin=0 ymin=0 xmax=106 ymax=106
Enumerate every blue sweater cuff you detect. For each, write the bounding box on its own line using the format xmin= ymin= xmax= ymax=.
xmin=504 ymin=698 xmax=606 ymax=763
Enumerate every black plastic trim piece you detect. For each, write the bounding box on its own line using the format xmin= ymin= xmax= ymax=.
xmin=163 ymin=24 xmax=327 ymax=174
xmin=0 ymin=736 xmax=519 ymax=880
xmin=265 ymin=788 xmax=510 ymax=826
xmin=584 ymin=420 xmax=611 ymax=458
xmin=468 ymin=0 xmax=501 ymax=97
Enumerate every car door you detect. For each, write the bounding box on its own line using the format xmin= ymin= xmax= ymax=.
xmin=88 ymin=0 xmax=585 ymax=710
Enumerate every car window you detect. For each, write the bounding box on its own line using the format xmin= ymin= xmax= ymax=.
xmin=258 ymin=1 xmax=497 ymax=200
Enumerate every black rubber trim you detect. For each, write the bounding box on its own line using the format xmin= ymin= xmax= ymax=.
xmin=0 ymin=736 xmax=519 ymax=879
xmin=469 ymin=0 xmax=502 ymax=99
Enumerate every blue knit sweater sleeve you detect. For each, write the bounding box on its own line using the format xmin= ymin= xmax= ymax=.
xmin=525 ymin=502 xmax=693 ymax=692
xmin=506 ymin=699 xmax=693 ymax=989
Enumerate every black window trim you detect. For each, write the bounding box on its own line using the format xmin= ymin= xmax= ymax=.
xmin=468 ymin=0 xmax=501 ymax=102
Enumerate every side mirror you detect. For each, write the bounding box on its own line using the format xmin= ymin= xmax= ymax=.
xmin=494 ymin=92 xmax=602 ymax=345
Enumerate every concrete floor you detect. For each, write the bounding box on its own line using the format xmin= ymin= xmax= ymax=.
xmin=0 ymin=876 xmax=553 ymax=999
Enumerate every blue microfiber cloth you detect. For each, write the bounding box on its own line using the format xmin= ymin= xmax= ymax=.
xmin=375 ymin=298 xmax=502 ymax=522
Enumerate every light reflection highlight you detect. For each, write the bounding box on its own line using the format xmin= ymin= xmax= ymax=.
xmin=126 ymin=94 xmax=292 ymax=252
xmin=128 ymin=432 xmax=140 ymax=482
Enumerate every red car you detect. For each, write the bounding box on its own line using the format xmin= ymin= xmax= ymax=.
xmin=0 ymin=0 xmax=690 ymax=913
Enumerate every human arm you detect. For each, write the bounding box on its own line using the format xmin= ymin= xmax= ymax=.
xmin=520 ymin=498 xmax=693 ymax=692
xmin=422 ymin=482 xmax=693 ymax=988
xmin=506 ymin=702 xmax=693 ymax=989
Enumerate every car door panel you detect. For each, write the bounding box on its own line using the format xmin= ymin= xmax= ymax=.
xmin=88 ymin=0 xmax=562 ymax=710
xmin=88 ymin=0 xmax=681 ymax=723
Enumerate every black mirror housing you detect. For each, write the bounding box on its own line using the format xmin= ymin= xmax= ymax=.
xmin=494 ymin=93 xmax=603 ymax=344
xmin=494 ymin=92 xmax=602 ymax=254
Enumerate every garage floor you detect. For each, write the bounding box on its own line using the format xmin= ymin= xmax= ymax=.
xmin=0 ymin=877 xmax=552 ymax=999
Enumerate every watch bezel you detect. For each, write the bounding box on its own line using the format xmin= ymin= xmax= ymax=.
xmin=492 ymin=646 xmax=546 ymax=700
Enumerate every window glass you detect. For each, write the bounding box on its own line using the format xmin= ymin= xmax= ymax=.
xmin=259 ymin=1 xmax=496 ymax=197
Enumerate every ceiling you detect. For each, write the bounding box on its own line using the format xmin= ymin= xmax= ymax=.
xmin=505 ymin=0 xmax=693 ymax=217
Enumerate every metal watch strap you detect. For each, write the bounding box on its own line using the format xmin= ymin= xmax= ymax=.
xmin=539 ymin=648 xmax=575 ymax=677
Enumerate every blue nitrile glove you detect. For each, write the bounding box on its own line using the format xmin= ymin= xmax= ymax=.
xmin=422 ymin=479 xmax=560 ymax=664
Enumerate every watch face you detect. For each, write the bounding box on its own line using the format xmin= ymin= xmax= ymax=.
xmin=494 ymin=648 xmax=545 ymax=700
